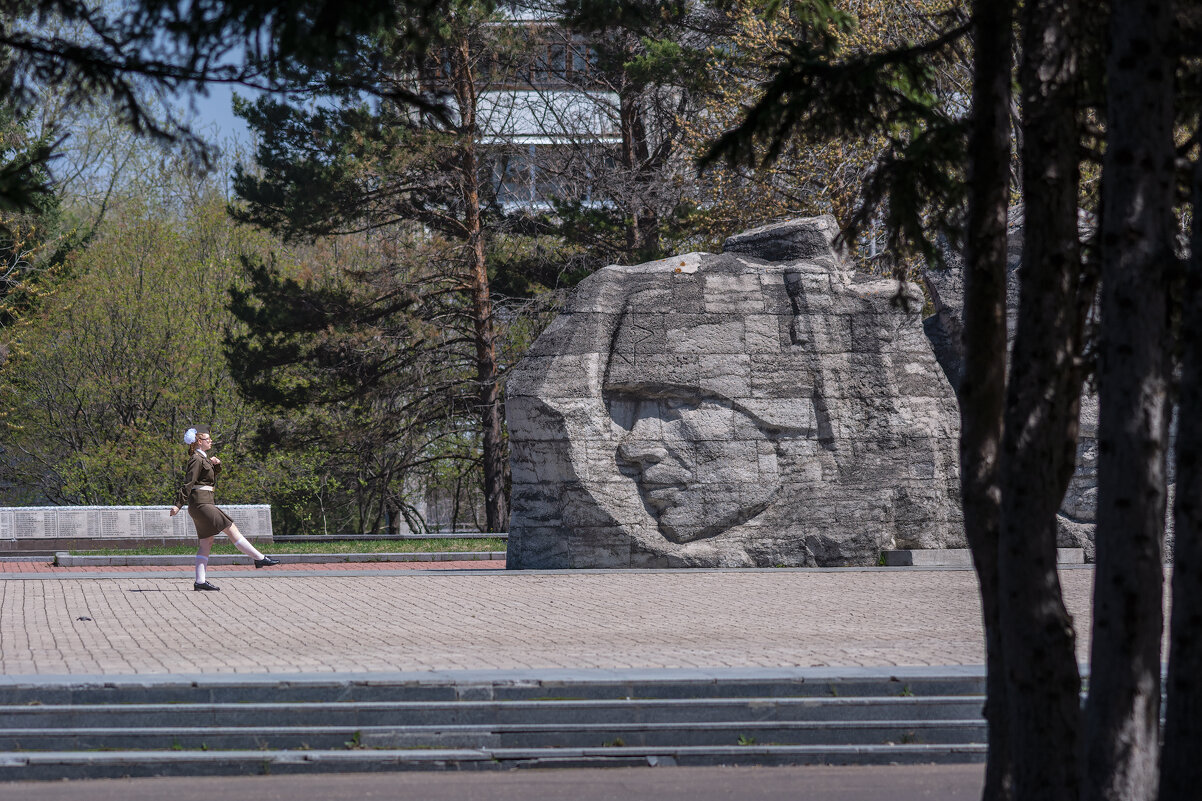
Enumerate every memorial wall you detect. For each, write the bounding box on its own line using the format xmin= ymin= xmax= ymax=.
xmin=0 ymin=505 xmax=273 ymax=550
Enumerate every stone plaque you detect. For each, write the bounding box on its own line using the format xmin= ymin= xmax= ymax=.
xmin=13 ymin=509 xmax=50 ymax=539
xmin=172 ymin=512 xmax=193 ymax=539
xmin=55 ymin=509 xmax=89 ymax=539
xmin=99 ymin=508 xmax=142 ymax=538
xmin=141 ymin=509 xmax=173 ymax=538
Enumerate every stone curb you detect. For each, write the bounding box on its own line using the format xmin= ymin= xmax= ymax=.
xmin=0 ymin=563 xmax=1097 ymax=581
xmin=53 ymin=551 xmax=506 ymax=567
xmin=0 ymin=670 xmax=992 ymax=707
xmin=882 ymin=547 xmax=1085 ymax=566
xmin=0 ymin=664 xmax=992 ymax=688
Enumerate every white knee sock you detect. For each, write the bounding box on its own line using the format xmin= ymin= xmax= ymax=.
xmin=195 ymin=555 xmax=208 ymax=584
xmin=229 ymin=532 xmax=265 ymax=561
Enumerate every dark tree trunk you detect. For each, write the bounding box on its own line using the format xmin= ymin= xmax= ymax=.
xmin=961 ymin=2 xmax=1015 ymax=799
xmin=997 ymin=1 xmax=1085 ymax=799
xmin=1159 ymin=138 xmax=1202 ymax=801
xmin=453 ymin=34 xmax=509 ymax=534
xmin=619 ymin=88 xmax=658 ymax=260
xmin=1082 ymin=3 xmax=1173 ymax=799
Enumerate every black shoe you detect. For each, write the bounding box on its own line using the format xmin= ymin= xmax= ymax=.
xmin=254 ymin=556 xmax=280 ymax=569
xmin=193 ymin=581 xmax=220 ymax=591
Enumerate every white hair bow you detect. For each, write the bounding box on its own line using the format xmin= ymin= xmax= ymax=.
xmin=183 ymin=428 xmax=197 ymax=445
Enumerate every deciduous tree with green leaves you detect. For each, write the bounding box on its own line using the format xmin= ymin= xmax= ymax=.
xmin=0 ymin=177 xmax=267 ymax=504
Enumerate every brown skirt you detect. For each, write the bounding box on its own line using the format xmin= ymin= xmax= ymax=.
xmin=187 ymin=490 xmax=234 ymax=539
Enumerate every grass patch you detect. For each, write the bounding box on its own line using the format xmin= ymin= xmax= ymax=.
xmin=75 ymin=537 xmax=507 ymax=556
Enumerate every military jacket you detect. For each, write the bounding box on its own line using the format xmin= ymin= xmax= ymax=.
xmin=173 ymin=450 xmax=222 ymax=508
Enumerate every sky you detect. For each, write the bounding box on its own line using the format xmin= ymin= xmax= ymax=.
xmin=183 ymin=82 xmax=254 ymax=151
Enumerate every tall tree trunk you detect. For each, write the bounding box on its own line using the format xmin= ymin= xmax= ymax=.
xmin=997 ymin=1 xmax=1084 ymax=799
xmin=454 ymin=34 xmax=509 ymax=533
xmin=1159 ymin=136 xmax=1202 ymax=801
xmin=1082 ymin=3 xmax=1173 ymax=799
xmin=619 ymin=87 xmax=657 ymax=260
xmin=962 ymin=2 xmax=1015 ymax=799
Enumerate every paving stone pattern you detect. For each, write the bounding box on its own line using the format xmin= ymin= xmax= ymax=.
xmin=0 ymin=568 xmax=1099 ymax=675
xmin=507 ymin=217 xmax=964 ymax=569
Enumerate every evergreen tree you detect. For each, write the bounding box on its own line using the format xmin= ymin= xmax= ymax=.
xmin=229 ymin=1 xmax=568 ymax=532
xmin=0 ymin=0 xmax=451 ymax=208
xmin=543 ymin=0 xmax=720 ymax=263
xmin=0 ymin=104 xmax=72 ymax=333
xmin=959 ymin=1 xmax=1013 ymax=795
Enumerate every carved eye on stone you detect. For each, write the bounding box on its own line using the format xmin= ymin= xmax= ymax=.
xmin=663 ymin=397 xmax=701 ymax=418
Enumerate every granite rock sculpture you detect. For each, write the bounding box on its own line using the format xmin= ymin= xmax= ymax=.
xmin=922 ymin=205 xmax=1174 ymax=562
xmin=506 ymin=216 xmax=965 ymax=568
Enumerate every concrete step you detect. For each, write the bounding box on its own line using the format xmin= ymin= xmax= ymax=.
xmin=0 ymin=671 xmax=991 ymax=779
xmin=0 ymin=673 xmax=986 ymax=705
xmin=0 ymin=696 xmax=987 ymax=729
xmin=0 ymin=719 xmax=987 ymax=751
xmin=0 ymin=743 xmax=988 ymax=780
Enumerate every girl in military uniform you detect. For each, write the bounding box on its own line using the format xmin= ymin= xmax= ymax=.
xmin=170 ymin=426 xmax=279 ymax=590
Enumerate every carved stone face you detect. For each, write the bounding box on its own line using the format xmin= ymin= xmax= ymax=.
xmin=505 ymin=219 xmax=966 ymax=569
xmin=608 ymin=390 xmax=783 ymax=544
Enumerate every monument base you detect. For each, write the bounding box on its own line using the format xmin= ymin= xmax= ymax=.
xmin=882 ymin=548 xmax=1086 ymax=567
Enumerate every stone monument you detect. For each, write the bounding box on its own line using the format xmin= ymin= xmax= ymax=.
xmin=506 ymin=216 xmax=965 ymax=568
xmin=922 ymin=205 xmax=1171 ymax=561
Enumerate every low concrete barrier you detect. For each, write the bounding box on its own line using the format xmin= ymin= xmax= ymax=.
xmin=1 ymin=505 xmax=273 ymax=552
xmin=881 ymin=547 xmax=1085 ymax=567
xmin=53 ymin=551 xmax=504 ymax=566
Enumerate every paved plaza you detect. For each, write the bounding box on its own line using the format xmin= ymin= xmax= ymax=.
xmin=0 ymin=564 xmax=1097 ymax=675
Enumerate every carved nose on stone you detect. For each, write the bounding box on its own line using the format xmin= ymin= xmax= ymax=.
xmin=617 ymin=440 xmax=668 ymax=468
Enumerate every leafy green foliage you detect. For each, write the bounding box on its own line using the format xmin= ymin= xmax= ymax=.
xmin=0 ymin=103 xmax=55 ymax=217
xmin=0 ymin=185 xmax=271 ymax=505
xmin=0 ymin=104 xmax=82 ymax=329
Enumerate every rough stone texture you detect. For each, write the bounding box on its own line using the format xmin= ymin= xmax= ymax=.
xmin=922 ymin=206 xmax=1175 ymax=562
xmin=724 ymin=216 xmax=847 ymax=264
xmin=506 ymin=216 xmax=965 ymax=569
